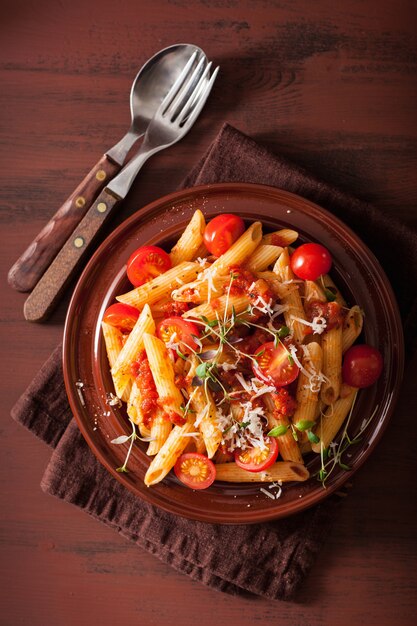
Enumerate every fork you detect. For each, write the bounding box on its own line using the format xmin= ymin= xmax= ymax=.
xmin=23 ymin=53 xmax=219 ymax=322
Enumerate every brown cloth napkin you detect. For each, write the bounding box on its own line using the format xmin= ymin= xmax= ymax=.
xmin=12 ymin=124 xmax=417 ymax=601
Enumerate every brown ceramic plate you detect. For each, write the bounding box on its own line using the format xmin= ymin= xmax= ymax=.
xmin=63 ymin=183 xmax=404 ymax=524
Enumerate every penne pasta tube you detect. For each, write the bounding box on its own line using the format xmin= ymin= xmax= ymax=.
xmin=209 ymin=222 xmax=263 ymax=275
xmin=187 ymin=359 xmax=222 ymax=458
xmin=342 ymin=305 xmax=364 ymax=353
xmin=261 ymin=228 xmax=299 ymax=247
xmin=147 ymin=411 xmax=172 ymax=456
xmin=192 ymin=242 xmax=209 ymax=260
xmin=311 ymin=386 xmax=358 ymax=453
xmin=102 ymin=321 xmax=132 ymax=402
xmin=320 ymin=326 xmax=343 ymax=405
xmin=117 ymin=262 xmax=200 ymax=309
xmin=273 ymin=248 xmax=308 ymax=345
xmin=101 ymin=322 xmax=124 ymax=368
xmin=144 ymin=420 xmax=196 ymax=486
xmin=172 ymin=274 xmax=229 ymax=304
xmin=183 ymin=293 xmax=250 ymax=322
xmin=111 ymin=304 xmax=155 ymax=399
xmin=264 ymin=394 xmax=303 ymax=464
xmin=143 ymin=333 xmax=184 ymax=420
xmin=293 ymin=342 xmax=323 ymax=426
xmin=170 ymin=210 xmax=206 ymax=266
xmin=215 ymin=461 xmax=310 ymax=482
xmin=245 ymin=245 xmax=283 ymax=272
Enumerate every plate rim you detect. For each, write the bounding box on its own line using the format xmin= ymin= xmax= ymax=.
xmin=63 ymin=181 xmax=404 ymax=524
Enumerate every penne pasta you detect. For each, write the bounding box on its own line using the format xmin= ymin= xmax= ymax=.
xmin=117 ymin=262 xmax=200 ymax=309
xmin=170 ymin=210 xmax=206 ymax=266
xmin=342 ymin=305 xmax=364 ymax=353
xmin=183 ymin=293 xmax=250 ymax=322
xmin=102 ymin=321 xmax=132 ymax=402
xmin=293 ymin=342 xmax=323 ymax=426
xmin=147 ymin=411 xmax=172 ymax=456
xmin=245 ymin=245 xmax=283 ymax=272
xmin=320 ymin=326 xmax=343 ymax=405
xmin=144 ymin=420 xmax=196 ymax=486
xmin=187 ymin=358 xmax=222 ymax=458
xmin=111 ymin=304 xmax=155 ymax=399
xmin=143 ymin=333 xmax=184 ymax=421
xmin=261 ymin=228 xmax=299 ymax=247
xmin=273 ymin=248 xmax=308 ymax=345
xmin=208 ymin=222 xmax=263 ymax=275
xmin=311 ymin=386 xmax=358 ymax=453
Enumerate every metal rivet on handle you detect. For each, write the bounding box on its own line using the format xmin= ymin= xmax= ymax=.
xmin=96 ymin=170 xmax=106 ymax=181
xmin=74 ymin=237 xmax=84 ymax=248
xmin=75 ymin=196 xmax=86 ymax=208
xmin=97 ymin=202 xmax=107 ymax=213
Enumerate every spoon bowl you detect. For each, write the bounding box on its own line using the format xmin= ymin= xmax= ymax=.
xmin=107 ymin=44 xmax=207 ymax=164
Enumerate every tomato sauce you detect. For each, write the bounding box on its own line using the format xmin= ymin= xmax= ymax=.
xmin=228 ymin=266 xmax=257 ymax=296
xmin=130 ymin=351 xmax=158 ymax=425
xmin=306 ymin=300 xmax=346 ymax=331
xmin=272 ymin=388 xmax=298 ymax=416
xmin=271 ymin=233 xmax=288 ymax=247
xmin=160 ymin=300 xmax=189 ymax=317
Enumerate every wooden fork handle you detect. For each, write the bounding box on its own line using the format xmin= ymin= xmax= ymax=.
xmin=23 ymin=189 xmax=120 ymax=322
xmin=8 ymin=154 xmax=121 ymax=292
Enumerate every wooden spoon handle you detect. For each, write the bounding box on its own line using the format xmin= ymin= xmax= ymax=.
xmin=8 ymin=154 xmax=120 ymax=292
xmin=23 ymin=189 xmax=120 ymax=322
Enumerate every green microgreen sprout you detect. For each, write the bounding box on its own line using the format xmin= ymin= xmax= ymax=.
xmin=316 ymin=397 xmax=379 ymax=488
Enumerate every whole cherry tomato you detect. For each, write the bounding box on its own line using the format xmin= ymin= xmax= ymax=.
xmin=342 ymin=344 xmax=383 ymax=388
xmin=203 ymin=214 xmax=245 ymax=257
xmin=290 ymin=243 xmax=332 ymax=280
xmin=127 ymin=245 xmax=171 ymax=287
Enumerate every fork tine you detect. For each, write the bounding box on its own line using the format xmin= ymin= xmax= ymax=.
xmin=164 ymin=56 xmax=207 ymax=120
xmin=159 ymin=51 xmax=198 ymax=114
xmin=178 ymin=66 xmax=219 ymax=128
xmin=177 ymin=61 xmax=213 ymax=124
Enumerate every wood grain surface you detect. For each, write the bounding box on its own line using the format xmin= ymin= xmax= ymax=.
xmin=1 ymin=1 xmax=416 ymax=625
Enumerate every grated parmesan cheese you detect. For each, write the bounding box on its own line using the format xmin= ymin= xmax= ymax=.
xmin=291 ymin=314 xmax=327 ymax=335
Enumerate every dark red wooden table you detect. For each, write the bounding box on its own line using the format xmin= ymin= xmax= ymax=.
xmin=1 ymin=1 xmax=416 ymax=624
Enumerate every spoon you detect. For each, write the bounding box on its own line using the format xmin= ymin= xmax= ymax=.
xmin=8 ymin=43 xmax=206 ymax=293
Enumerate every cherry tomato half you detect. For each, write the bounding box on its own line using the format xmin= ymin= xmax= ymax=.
xmin=290 ymin=243 xmax=332 ymax=281
xmin=174 ymin=453 xmax=216 ymax=489
xmin=102 ymin=303 xmax=139 ymax=332
xmin=234 ymin=437 xmax=279 ymax=472
xmin=203 ymin=214 xmax=245 ymax=257
xmin=342 ymin=344 xmax=383 ymax=388
xmin=127 ymin=245 xmax=171 ymax=287
xmin=157 ymin=316 xmax=200 ymax=354
xmin=252 ymin=342 xmax=300 ymax=387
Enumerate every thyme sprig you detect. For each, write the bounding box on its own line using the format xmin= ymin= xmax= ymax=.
xmin=111 ymin=419 xmax=155 ymax=473
xmin=316 ymin=398 xmax=379 ymax=488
